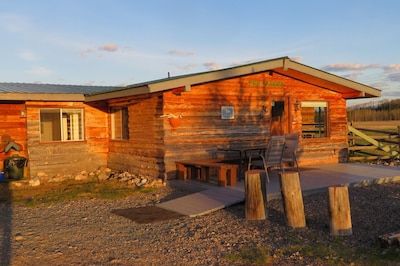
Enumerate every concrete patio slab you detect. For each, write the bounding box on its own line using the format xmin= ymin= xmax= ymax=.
xmin=158 ymin=163 xmax=400 ymax=217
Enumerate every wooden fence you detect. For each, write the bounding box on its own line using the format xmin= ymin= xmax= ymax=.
xmin=348 ymin=124 xmax=400 ymax=161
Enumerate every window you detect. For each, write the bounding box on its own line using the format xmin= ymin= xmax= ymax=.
xmin=40 ymin=109 xmax=84 ymax=142
xmin=111 ymin=107 xmax=129 ymax=140
xmin=301 ymin=101 xmax=327 ymax=138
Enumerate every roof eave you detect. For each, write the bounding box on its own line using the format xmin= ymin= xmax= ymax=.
xmin=284 ymin=59 xmax=381 ymax=98
xmin=85 ymin=56 xmax=381 ymax=102
xmin=0 ymin=93 xmax=85 ymax=101
xmin=85 ymin=57 xmax=288 ymax=102
xmin=84 ymin=85 xmax=151 ymax=102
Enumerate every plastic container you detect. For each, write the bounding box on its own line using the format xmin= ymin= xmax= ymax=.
xmin=0 ymin=172 xmax=4 ymax=181
xmin=4 ymin=155 xmax=27 ymax=180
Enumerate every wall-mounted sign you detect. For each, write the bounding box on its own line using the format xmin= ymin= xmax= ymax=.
xmin=248 ymin=80 xmax=284 ymax=88
xmin=221 ymin=106 xmax=234 ymax=119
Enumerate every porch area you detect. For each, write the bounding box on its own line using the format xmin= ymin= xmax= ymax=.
xmin=158 ymin=163 xmax=400 ymax=217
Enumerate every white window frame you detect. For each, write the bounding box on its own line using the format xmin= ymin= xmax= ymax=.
xmin=111 ymin=107 xmax=129 ymax=140
xmin=40 ymin=108 xmax=84 ymax=142
xmin=301 ymin=101 xmax=328 ymax=138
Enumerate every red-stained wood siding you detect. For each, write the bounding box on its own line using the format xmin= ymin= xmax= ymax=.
xmin=0 ymin=103 xmax=28 ymax=176
xmin=25 ymin=101 xmax=109 ymax=177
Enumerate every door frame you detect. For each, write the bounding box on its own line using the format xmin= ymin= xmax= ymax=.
xmin=270 ymin=96 xmax=290 ymax=136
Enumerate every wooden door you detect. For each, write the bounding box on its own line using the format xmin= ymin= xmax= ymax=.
xmin=270 ymin=97 xmax=289 ymax=136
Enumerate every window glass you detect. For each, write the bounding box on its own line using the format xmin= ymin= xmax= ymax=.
xmin=40 ymin=109 xmax=84 ymax=142
xmin=111 ymin=107 xmax=129 ymax=140
xmin=301 ymin=101 xmax=327 ymax=138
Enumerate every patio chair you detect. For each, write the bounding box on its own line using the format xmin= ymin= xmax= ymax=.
xmin=283 ymin=133 xmax=300 ymax=173
xmin=247 ymin=135 xmax=285 ymax=182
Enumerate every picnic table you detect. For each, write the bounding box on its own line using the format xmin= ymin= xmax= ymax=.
xmin=217 ymin=145 xmax=269 ymax=179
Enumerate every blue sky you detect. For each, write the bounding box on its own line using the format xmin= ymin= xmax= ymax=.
xmin=0 ymin=0 xmax=399 ymax=105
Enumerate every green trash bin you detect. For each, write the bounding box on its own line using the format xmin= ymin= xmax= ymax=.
xmin=4 ymin=155 xmax=27 ymax=180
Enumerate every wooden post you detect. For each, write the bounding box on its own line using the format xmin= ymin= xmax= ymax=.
xmin=328 ymin=186 xmax=352 ymax=236
xmin=245 ymin=170 xmax=267 ymax=220
xmin=398 ymin=125 xmax=400 ymax=146
xmin=279 ymin=171 xmax=306 ymax=228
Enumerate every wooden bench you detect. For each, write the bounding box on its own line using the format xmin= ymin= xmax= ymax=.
xmin=176 ymin=160 xmax=238 ymax=187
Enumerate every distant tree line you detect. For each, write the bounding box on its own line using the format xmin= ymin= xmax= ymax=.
xmin=347 ymin=99 xmax=400 ymax=121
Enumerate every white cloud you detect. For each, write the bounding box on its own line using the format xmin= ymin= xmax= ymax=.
xmin=290 ymin=56 xmax=303 ymax=63
xmin=175 ymin=63 xmax=197 ymax=71
xmin=321 ymin=63 xmax=380 ymax=72
xmin=99 ymin=44 xmax=118 ymax=52
xmin=26 ymin=66 xmax=53 ymax=76
xmin=203 ymin=62 xmax=223 ymax=71
xmin=168 ymin=50 xmax=195 ymax=56
xmin=18 ymin=51 xmax=38 ymax=61
xmin=0 ymin=13 xmax=29 ymax=32
xmin=341 ymin=71 xmax=363 ymax=81
xmin=383 ymin=64 xmax=400 ymax=73
xmin=80 ymin=44 xmax=119 ymax=57
xmin=387 ymin=72 xmax=400 ymax=82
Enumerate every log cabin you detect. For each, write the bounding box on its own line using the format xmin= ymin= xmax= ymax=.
xmin=0 ymin=57 xmax=380 ymax=180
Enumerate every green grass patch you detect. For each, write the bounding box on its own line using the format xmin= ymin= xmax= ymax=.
xmin=275 ymin=241 xmax=400 ymax=265
xmin=226 ymin=246 xmax=272 ymax=265
xmin=0 ymin=179 xmax=155 ymax=207
xmin=226 ymin=237 xmax=400 ymax=265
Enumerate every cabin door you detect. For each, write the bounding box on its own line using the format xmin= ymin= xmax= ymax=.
xmin=270 ymin=97 xmax=289 ymax=136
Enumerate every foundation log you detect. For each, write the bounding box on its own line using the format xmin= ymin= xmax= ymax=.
xmin=328 ymin=186 xmax=353 ymax=236
xmin=245 ymin=170 xmax=267 ymax=220
xmin=279 ymin=171 xmax=306 ymax=228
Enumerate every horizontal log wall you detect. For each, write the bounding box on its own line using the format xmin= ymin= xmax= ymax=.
xmin=107 ymin=93 xmax=166 ymax=179
xmin=26 ymin=101 xmax=109 ymax=177
xmin=162 ymin=72 xmax=348 ymax=178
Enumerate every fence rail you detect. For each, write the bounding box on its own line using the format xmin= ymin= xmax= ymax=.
xmin=348 ymin=124 xmax=400 ymax=161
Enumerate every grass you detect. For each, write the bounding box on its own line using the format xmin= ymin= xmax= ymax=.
xmin=227 ymin=238 xmax=400 ymax=265
xmin=226 ymin=246 xmax=273 ymax=265
xmin=0 ymin=177 xmax=155 ymax=207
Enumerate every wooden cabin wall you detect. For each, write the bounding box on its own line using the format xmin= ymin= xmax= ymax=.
xmin=25 ymin=101 xmax=109 ymax=178
xmin=0 ymin=103 xmax=28 ymax=174
xmin=107 ymin=93 xmax=165 ymax=179
xmin=162 ymin=72 xmax=349 ymax=178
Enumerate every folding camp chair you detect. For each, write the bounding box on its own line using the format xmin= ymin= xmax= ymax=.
xmin=283 ymin=133 xmax=300 ymax=173
xmin=247 ymin=135 xmax=285 ymax=182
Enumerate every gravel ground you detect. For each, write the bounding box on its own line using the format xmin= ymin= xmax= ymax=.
xmin=1 ymin=180 xmax=400 ymax=266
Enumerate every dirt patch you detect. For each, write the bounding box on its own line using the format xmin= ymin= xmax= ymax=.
xmin=111 ymin=206 xmax=184 ymax=224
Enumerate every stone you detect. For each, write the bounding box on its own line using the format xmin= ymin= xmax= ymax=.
xmin=29 ymin=178 xmax=41 ymax=187
xmin=75 ymin=174 xmax=88 ymax=181
xmin=97 ymin=171 xmax=110 ymax=180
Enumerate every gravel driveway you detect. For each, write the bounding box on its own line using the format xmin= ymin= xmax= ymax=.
xmin=1 ymin=180 xmax=400 ymax=265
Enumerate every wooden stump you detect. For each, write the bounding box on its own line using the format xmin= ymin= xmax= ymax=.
xmin=245 ymin=170 xmax=267 ymax=220
xmin=279 ymin=171 xmax=306 ymax=228
xmin=328 ymin=186 xmax=353 ymax=236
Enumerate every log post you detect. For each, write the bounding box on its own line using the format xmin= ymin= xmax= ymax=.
xmin=279 ymin=171 xmax=306 ymax=228
xmin=245 ymin=170 xmax=267 ymax=220
xmin=328 ymin=186 xmax=352 ymax=236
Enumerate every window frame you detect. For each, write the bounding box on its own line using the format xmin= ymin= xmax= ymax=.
xmin=300 ymin=101 xmax=328 ymax=139
xmin=110 ymin=107 xmax=129 ymax=140
xmin=40 ymin=108 xmax=84 ymax=142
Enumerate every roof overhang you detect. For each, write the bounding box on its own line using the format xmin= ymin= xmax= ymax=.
xmin=84 ymin=58 xmax=287 ymax=102
xmin=275 ymin=58 xmax=381 ymax=99
xmin=0 ymin=93 xmax=85 ymax=102
xmin=85 ymin=57 xmax=381 ymax=102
